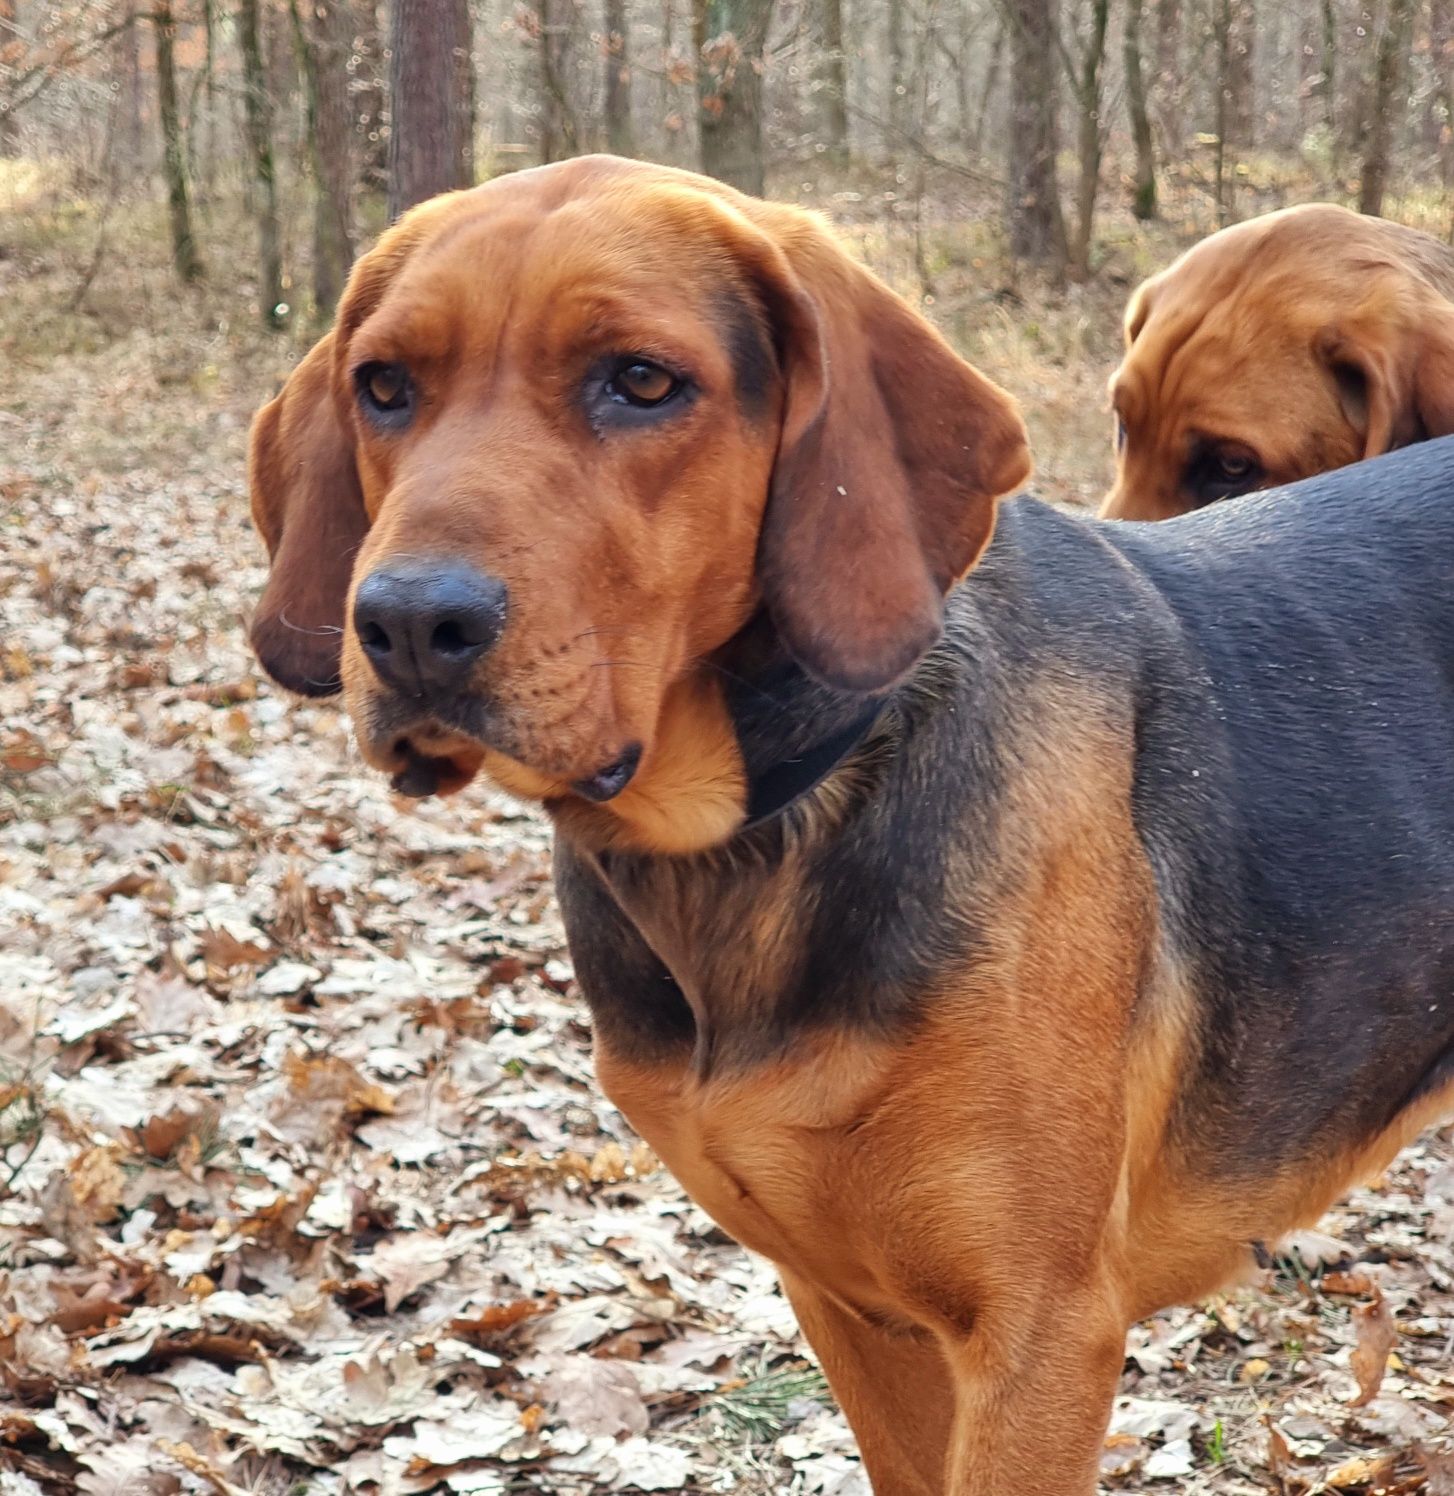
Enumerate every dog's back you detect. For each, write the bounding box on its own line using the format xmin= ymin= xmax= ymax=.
xmin=1001 ymin=441 xmax=1454 ymax=1171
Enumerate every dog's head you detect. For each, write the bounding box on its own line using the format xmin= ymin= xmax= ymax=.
xmin=248 ymin=156 xmax=1030 ymax=852
xmin=1101 ymin=204 xmax=1454 ymax=521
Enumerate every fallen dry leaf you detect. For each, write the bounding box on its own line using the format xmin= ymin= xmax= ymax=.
xmin=1349 ymin=1284 xmax=1397 ymax=1407
xmin=1324 ymin=1451 xmax=1397 ymax=1489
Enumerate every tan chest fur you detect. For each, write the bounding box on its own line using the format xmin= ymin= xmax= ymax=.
xmin=595 ymin=1033 xmax=905 ymax=1308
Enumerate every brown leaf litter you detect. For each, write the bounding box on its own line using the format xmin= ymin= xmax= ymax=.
xmin=1 ymin=316 xmax=1451 ymax=1495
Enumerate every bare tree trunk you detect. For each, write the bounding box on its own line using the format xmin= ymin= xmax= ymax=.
xmin=972 ymin=19 xmax=1005 ymax=155
xmin=1433 ymin=0 xmax=1454 ymax=187
xmin=458 ymin=6 xmax=475 ymax=183
xmin=1342 ymin=2 xmax=1378 ymax=162
xmin=944 ymin=8 xmax=972 ymax=143
xmin=1067 ymin=0 xmax=1110 ymax=278
xmin=113 ymin=4 xmax=144 ymax=173
xmin=1154 ymin=0 xmax=1181 ymax=150
xmin=1226 ymin=0 xmax=1255 ymax=147
xmin=538 ymin=0 xmax=580 ymax=162
xmin=0 ymin=0 xmax=20 ymax=156
xmin=695 ymin=0 xmax=774 ymax=195
xmin=1359 ymin=0 xmax=1417 ymax=215
xmin=819 ymin=0 xmax=849 ymax=163
xmin=1005 ymin=0 xmax=1067 ymax=270
xmin=657 ymin=0 xmax=691 ymax=162
xmin=1213 ymin=0 xmax=1232 ymax=224
xmin=1125 ymin=0 xmax=1156 ymax=217
xmin=153 ymin=0 xmax=204 ymax=281
xmin=604 ymin=0 xmax=635 ymax=154
xmin=198 ymin=0 xmax=218 ymax=193
xmin=292 ymin=0 xmax=355 ymax=316
xmin=355 ymin=0 xmax=388 ymax=189
xmin=1319 ymin=0 xmax=1337 ymax=134
xmin=239 ymin=0 xmax=286 ymax=326
xmin=387 ymin=0 xmax=473 ymax=219
xmin=887 ymin=0 xmax=906 ymax=142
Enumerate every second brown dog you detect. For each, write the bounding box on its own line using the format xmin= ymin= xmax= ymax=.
xmin=1103 ymin=203 xmax=1454 ymax=519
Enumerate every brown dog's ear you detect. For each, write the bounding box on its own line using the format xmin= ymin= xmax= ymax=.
xmin=754 ymin=227 xmax=1032 ymax=693
xmin=1124 ymin=278 xmax=1155 ymax=347
xmin=1317 ymin=296 xmax=1454 ymax=460
xmin=248 ymin=332 xmax=368 ymax=696
xmin=1411 ymin=301 xmax=1454 ymax=439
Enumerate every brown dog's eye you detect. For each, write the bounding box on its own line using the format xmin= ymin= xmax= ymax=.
xmin=608 ymin=360 xmax=681 ymax=408
xmin=1186 ymin=442 xmax=1263 ymax=507
xmin=355 ymin=361 xmax=414 ymax=425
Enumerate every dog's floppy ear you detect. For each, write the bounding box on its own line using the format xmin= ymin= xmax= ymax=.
xmin=1316 ymin=294 xmax=1454 ymax=460
xmin=248 ymin=332 xmax=368 ymax=696
xmin=1410 ymin=300 xmax=1454 ymax=440
xmin=752 ymin=220 xmax=1032 ymax=693
xmin=1123 ymin=277 xmax=1156 ymax=347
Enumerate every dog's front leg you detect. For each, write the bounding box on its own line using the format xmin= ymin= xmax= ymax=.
xmin=780 ymin=1268 xmax=955 ymax=1496
xmin=941 ymin=1287 xmax=1127 ymax=1496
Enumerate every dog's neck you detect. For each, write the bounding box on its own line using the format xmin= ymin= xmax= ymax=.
xmin=549 ymin=603 xmax=993 ymax=1072
xmin=717 ymin=614 xmax=891 ymax=831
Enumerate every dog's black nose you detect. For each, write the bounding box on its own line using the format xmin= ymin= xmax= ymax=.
xmin=353 ymin=561 xmax=507 ymax=695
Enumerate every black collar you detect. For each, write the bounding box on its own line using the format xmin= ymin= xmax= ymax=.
xmin=738 ymin=700 xmax=885 ymax=832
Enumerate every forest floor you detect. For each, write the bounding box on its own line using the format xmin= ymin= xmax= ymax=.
xmin=2 ymin=157 xmax=1453 ymax=1496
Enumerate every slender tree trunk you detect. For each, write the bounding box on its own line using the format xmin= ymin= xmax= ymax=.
xmin=0 ymin=0 xmax=20 ymax=156
xmin=239 ymin=0 xmax=286 ymax=326
xmin=1005 ymin=0 xmax=1067 ymax=270
xmin=457 ymin=5 xmax=475 ymax=184
xmin=199 ymin=0 xmax=218 ymax=193
xmin=659 ymin=0 xmax=690 ymax=163
xmin=603 ymin=0 xmax=636 ymax=154
xmin=153 ymin=0 xmax=204 ymax=281
xmin=1154 ymin=0 xmax=1181 ymax=150
xmin=292 ymin=0 xmax=355 ymax=316
xmin=538 ymin=0 xmax=579 ymax=162
xmin=1359 ymin=0 xmax=1417 ymax=215
xmin=111 ymin=4 xmax=144 ymax=173
xmin=1067 ymin=0 xmax=1110 ymax=278
xmin=1226 ymin=0 xmax=1255 ymax=147
xmin=1343 ymin=3 xmax=1378 ymax=162
xmin=1126 ymin=0 xmax=1156 ymax=217
xmin=387 ymin=0 xmax=473 ymax=219
xmin=694 ymin=0 xmax=774 ymax=195
xmin=819 ymin=0 xmax=849 ymax=163
xmin=1433 ymin=0 xmax=1454 ymax=187
xmin=1319 ymin=0 xmax=1337 ymax=135
xmin=355 ymin=0 xmax=388 ymax=189
xmin=887 ymin=0 xmax=906 ymax=142
xmin=972 ymin=19 xmax=1005 ymax=155
xmin=1213 ymin=0 xmax=1232 ymax=224
xmin=947 ymin=8 xmax=973 ymax=143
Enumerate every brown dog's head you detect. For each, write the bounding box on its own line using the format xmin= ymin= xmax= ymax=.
xmin=1101 ymin=203 xmax=1454 ymax=520
xmin=248 ymin=156 xmax=1030 ymax=853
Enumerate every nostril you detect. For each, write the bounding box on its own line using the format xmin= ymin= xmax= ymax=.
xmin=431 ymin=618 xmax=473 ymax=657
xmin=360 ymin=620 xmax=392 ymax=656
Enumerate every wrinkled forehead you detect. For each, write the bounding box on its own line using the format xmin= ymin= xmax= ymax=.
xmin=352 ymin=186 xmax=768 ymax=375
xmin=1111 ymin=300 xmax=1317 ymax=437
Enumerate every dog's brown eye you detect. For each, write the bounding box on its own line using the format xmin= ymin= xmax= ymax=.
xmin=610 ymin=360 xmax=679 ymax=407
xmin=356 ymin=361 xmax=413 ymax=423
xmin=1187 ymin=442 xmax=1263 ymax=507
xmin=367 ymin=366 xmax=406 ymax=408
